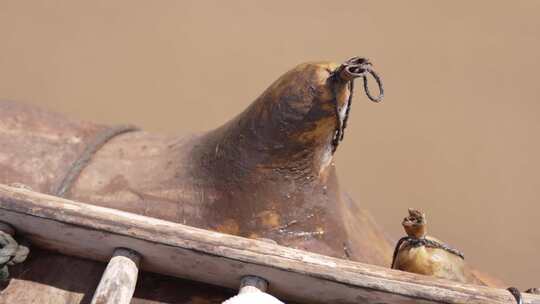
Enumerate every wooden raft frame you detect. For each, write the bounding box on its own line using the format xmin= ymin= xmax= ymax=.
xmin=0 ymin=184 xmax=538 ymax=304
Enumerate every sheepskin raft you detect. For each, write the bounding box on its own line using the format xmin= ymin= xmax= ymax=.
xmin=0 ymin=58 xmax=527 ymax=303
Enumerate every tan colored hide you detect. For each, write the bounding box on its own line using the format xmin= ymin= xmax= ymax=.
xmin=0 ymin=60 xmax=498 ymax=303
xmin=0 ymin=61 xmax=392 ymax=264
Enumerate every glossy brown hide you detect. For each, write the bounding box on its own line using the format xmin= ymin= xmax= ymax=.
xmin=0 ymin=62 xmax=392 ymax=264
xmin=392 ymin=209 xmax=484 ymax=285
xmin=0 ymin=61 xmax=497 ymax=303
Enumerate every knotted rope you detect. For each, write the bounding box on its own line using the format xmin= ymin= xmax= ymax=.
xmin=0 ymin=228 xmax=29 ymax=284
xmin=338 ymin=56 xmax=384 ymax=103
xmin=332 ymin=57 xmax=384 ymax=152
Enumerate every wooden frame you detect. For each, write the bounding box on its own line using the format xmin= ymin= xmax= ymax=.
xmin=0 ymin=184 xmax=537 ymax=304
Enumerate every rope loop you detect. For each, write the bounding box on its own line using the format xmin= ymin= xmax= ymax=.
xmin=0 ymin=229 xmax=30 ymax=283
xmin=331 ymin=56 xmax=384 ymax=152
xmin=338 ymin=56 xmax=384 ymax=102
xmin=363 ymin=69 xmax=384 ymax=102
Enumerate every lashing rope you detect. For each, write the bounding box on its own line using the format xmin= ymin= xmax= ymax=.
xmin=390 ymin=235 xmax=464 ymax=269
xmin=0 ymin=229 xmax=29 ymax=285
xmin=54 ymin=125 xmax=140 ymax=197
xmin=332 ymin=57 xmax=384 ymax=152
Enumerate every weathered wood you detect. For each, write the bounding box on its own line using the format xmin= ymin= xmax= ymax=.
xmin=1 ymin=249 xmax=235 ymax=304
xmin=90 ymin=248 xmax=140 ymax=304
xmin=0 ymin=185 xmax=537 ymax=304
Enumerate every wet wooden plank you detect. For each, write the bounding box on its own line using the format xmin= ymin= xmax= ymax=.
xmin=0 ymin=184 xmax=537 ymax=304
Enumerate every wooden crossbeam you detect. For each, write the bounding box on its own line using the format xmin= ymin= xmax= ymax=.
xmin=0 ymin=184 xmax=537 ymax=304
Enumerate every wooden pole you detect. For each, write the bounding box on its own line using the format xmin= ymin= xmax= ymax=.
xmin=90 ymin=248 xmax=141 ymax=304
xmin=239 ymin=276 xmax=268 ymax=294
xmin=1 ymin=184 xmax=539 ymax=304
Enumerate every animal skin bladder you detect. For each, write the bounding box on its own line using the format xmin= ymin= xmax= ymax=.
xmin=391 ymin=209 xmax=484 ymax=284
xmin=0 ymin=58 xmax=392 ymax=265
xmin=0 ymin=58 xmax=503 ymax=303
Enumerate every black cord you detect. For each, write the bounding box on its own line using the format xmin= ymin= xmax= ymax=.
xmin=331 ymin=57 xmax=384 ymax=153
